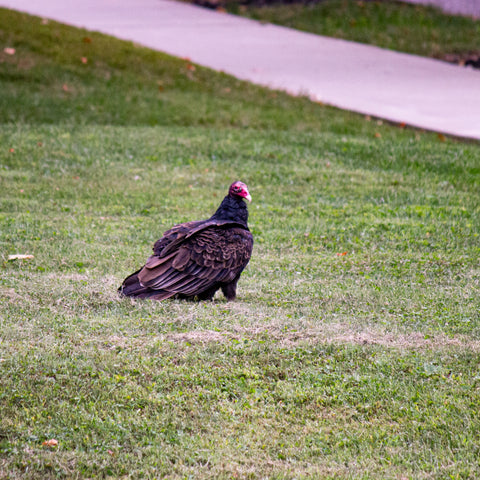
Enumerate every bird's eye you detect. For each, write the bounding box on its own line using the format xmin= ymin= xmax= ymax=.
xmin=233 ymin=186 xmax=241 ymax=192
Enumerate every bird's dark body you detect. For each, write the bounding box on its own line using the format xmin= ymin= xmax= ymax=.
xmin=119 ymin=183 xmax=253 ymax=301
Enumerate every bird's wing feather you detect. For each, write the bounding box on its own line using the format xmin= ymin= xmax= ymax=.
xmin=138 ymin=226 xmax=253 ymax=296
xmin=154 ymin=219 xmax=248 ymax=257
xmin=153 ymin=220 xmax=205 ymax=257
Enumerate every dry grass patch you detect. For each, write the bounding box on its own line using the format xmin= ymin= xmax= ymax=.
xmin=159 ymin=321 xmax=480 ymax=352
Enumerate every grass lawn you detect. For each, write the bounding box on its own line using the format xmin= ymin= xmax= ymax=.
xmin=228 ymin=0 xmax=480 ymax=61
xmin=1 ymin=7 xmax=480 ymax=480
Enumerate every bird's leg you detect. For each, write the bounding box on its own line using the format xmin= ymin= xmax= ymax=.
xmin=221 ymin=278 xmax=239 ymax=301
xmin=197 ymin=286 xmax=220 ymax=301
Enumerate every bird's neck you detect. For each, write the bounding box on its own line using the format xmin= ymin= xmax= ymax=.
xmin=211 ymin=195 xmax=249 ymax=226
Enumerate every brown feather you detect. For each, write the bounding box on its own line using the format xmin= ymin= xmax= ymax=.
xmin=172 ymin=247 xmax=191 ymax=270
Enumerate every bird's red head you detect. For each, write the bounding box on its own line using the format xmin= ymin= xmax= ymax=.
xmin=229 ymin=181 xmax=252 ymax=202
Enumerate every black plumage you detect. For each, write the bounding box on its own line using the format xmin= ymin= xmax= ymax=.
xmin=119 ymin=181 xmax=253 ymax=301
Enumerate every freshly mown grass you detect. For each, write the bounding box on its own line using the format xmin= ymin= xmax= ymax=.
xmin=1 ymin=8 xmax=480 ymax=480
xmin=228 ymin=0 xmax=480 ymax=60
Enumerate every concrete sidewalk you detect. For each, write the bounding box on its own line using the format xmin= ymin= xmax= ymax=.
xmin=2 ymin=0 xmax=480 ymax=140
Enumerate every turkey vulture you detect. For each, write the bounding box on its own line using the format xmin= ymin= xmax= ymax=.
xmin=119 ymin=181 xmax=253 ymax=301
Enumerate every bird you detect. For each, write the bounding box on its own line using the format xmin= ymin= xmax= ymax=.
xmin=119 ymin=181 xmax=253 ymax=301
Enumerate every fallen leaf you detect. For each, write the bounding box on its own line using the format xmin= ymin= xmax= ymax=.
xmin=438 ymin=133 xmax=446 ymax=142
xmin=37 ymin=142 xmax=43 ymax=147
xmin=8 ymin=254 xmax=34 ymax=261
xmin=9 ymin=148 xmax=15 ymax=153
xmin=83 ymin=37 xmax=92 ymax=43
xmin=374 ymin=132 xmax=382 ymax=138
xmin=81 ymin=57 xmax=88 ymax=64
xmin=3 ymin=47 xmax=16 ymax=55
xmin=336 ymin=252 xmax=348 ymax=256
xmin=62 ymin=84 xmax=69 ymax=92
xmin=42 ymin=439 xmax=58 ymax=448
xmin=309 ymin=93 xmax=323 ymax=104
xmin=186 ymin=63 xmax=196 ymax=71
xmin=158 ymin=85 xmax=164 ymax=92
xmin=107 ymin=450 xmax=115 ymax=456
xmin=399 ymin=122 xmax=407 ymax=128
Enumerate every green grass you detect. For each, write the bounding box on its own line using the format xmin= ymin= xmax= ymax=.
xmin=1 ymin=8 xmax=480 ymax=480
xmin=0 ymin=8 xmax=374 ymax=132
xmin=228 ymin=0 xmax=480 ymax=60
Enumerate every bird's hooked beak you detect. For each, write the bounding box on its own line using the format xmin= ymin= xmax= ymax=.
xmin=245 ymin=193 xmax=252 ymax=203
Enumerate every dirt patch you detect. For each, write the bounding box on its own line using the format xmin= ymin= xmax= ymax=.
xmin=45 ymin=273 xmax=89 ymax=281
xmin=0 ymin=287 xmax=34 ymax=305
xmin=0 ymin=287 xmax=23 ymax=301
xmin=157 ymin=324 xmax=480 ymax=351
xmin=312 ymin=324 xmax=480 ymax=351
xmin=164 ymin=330 xmax=233 ymax=344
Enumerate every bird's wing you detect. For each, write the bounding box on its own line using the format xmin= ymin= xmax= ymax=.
xmin=154 ymin=219 xmax=247 ymax=257
xmin=138 ymin=226 xmax=253 ymax=296
xmin=153 ymin=220 xmax=205 ymax=257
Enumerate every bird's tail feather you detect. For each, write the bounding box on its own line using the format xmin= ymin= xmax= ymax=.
xmin=118 ymin=270 xmax=175 ymax=300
